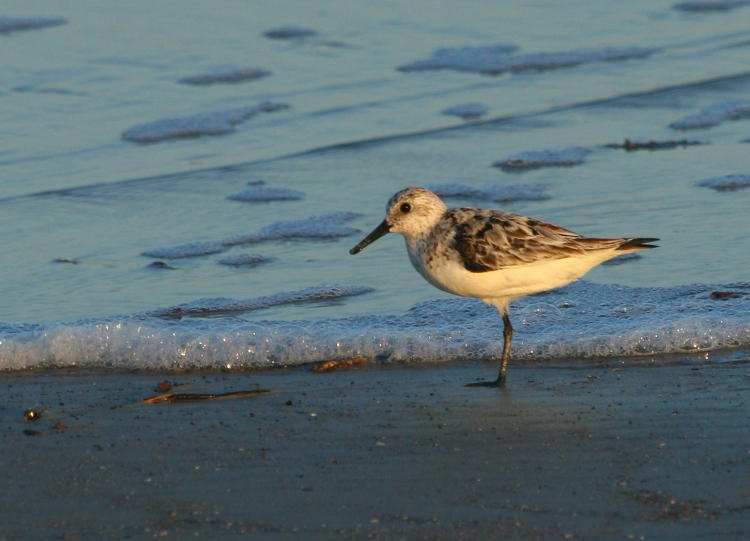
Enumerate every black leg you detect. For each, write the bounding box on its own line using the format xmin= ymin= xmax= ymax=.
xmin=466 ymin=307 xmax=513 ymax=388
xmin=497 ymin=311 xmax=513 ymax=385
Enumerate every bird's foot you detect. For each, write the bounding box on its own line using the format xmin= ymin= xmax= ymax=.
xmin=465 ymin=379 xmax=505 ymax=388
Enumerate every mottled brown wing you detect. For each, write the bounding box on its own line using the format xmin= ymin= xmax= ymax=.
xmin=447 ymin=208 xmax=619 ymax=272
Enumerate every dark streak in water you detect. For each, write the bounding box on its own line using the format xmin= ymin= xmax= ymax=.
xmin=0 ymin=16 xmax=67 ymax=34
xmin=604 ymin=138 xmax=705 ymax=151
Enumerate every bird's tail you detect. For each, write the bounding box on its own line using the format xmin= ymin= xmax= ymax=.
xmin=616 ymin=237 xmax=659 ymax=251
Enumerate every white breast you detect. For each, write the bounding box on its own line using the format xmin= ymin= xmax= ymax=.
xmin=407 ymin=237 xmax=618 ymax=302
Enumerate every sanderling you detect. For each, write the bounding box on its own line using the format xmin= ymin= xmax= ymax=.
xmin=350 ymin=187 xmax=658 ymax=387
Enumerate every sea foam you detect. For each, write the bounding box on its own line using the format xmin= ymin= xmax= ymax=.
xmin=1 ymin=281 xmax=749 ymax=371
xmin=221 ymin=212 xmax=360 ymax=246
xmin=142 ymin=241 xmax=227 ymax=260
xmin=217 ymin=254 xmax=272 ymax=267
xmin=122 ymin=102 xmax=289 ymax=143
xmin=696 ymin=174 xmax=750 ymax=191
xmin=494 ymin=147 xmax=591 ymax=171
xmin=398 ymin=43 xmax=518 ymax=73
xmin=669 ymin=100 xmax=750 ymax=130
xmin=429 ymin=183 xmax=550 ymax=202
xmin=145 ymin=284 xmax=373 ymax=318
xmin=142 ymin=212 xmax=359 ymax=259
xmin=398 ymin=45 xmax=657 ymax=75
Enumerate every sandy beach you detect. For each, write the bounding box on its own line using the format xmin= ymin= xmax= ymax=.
xmin=2 ymin=357 xmax=749 ymax=540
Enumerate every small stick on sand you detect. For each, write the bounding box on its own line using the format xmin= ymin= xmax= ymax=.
xmin=312 ymin=356 xmax=369 ymax=373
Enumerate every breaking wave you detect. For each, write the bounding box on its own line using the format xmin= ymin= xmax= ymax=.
xmin=1 ymin=281 xmax=749 ymax=371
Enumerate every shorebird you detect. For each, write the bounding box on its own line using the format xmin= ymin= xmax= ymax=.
xmin=349 ymin=187 xmax=658 ymax=386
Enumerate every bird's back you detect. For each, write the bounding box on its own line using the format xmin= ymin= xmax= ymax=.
xmin=425 ymin=207 xmax=655 ymax=273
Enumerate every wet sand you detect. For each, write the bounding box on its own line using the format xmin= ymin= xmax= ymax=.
xmin=1 ymin=358 xmax=749 ymax=540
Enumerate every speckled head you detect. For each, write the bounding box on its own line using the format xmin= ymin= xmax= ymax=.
xmin=384 ymin=187 xmax=447 ymax=237
xmin=349 ymin=187 xmax=447 ymax=255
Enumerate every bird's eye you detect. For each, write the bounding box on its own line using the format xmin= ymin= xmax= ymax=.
xmin=400 ymin=203 xmax=411 ymax=213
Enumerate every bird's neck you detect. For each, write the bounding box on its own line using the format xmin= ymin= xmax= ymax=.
xmin=403 ymin=229 xmax=436 ymax=266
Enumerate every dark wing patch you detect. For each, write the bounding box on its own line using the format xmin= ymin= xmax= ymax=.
xmin=445 ymin=208 xmax=622 ymax=273
xmin=454 ymin=220 xmax=497 ymax=271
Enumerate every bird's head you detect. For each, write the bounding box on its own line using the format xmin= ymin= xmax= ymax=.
xmin=349 ymin=187 xmax=447 ymax=255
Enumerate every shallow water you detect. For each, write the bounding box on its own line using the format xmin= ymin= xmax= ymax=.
xmin=2 ymin=0 xmax=750 ymax=370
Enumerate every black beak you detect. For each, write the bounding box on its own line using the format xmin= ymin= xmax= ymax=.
xmin=349 ymin=220 xmax=390 ymax=255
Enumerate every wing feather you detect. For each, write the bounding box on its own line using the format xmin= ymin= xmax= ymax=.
xmin=443 ymin=208 xmax=627 ymax=272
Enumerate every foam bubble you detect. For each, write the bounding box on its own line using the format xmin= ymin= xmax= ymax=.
xmin=398 ymin=43 xmax=518 ymax=72
xmin=142 ymin=212 xmax=360 ymax=260
xmin=398 ymin=45 xmax=657 ymax=75
xmin=142 ymin=241 xmax=226 ymax=260
xmin=222 ymin=212 xmax=360 ymax=246
xmin=696 ymin=174 xmax=750 ymax=191
xmin=507 ymin=47 xmax=657 ymax=72
xmin=227 ymin=186 xmax=304 ymax=202
xmin=217 ymin=254 xmax=272 ymax=267
xmin=0 ymin=16 xmax=67 ymax=34
xmin=122 ymin=102 xmax=290 ymax=143
xmin=429 ymin=183 xmax=550 ymax=202
xmin=494 ymin=146 xmax=591 ymax=171
xmin=146 ymin=284 xmax=374 ymax=317
xmin=178 ymin=68 xmax=272 ymax=86
xmin=669 ymin=100 xmax=750 ymax=130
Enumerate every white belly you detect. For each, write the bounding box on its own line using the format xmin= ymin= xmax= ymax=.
xmin=411 ymin=247 xmax=617 ymax=302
